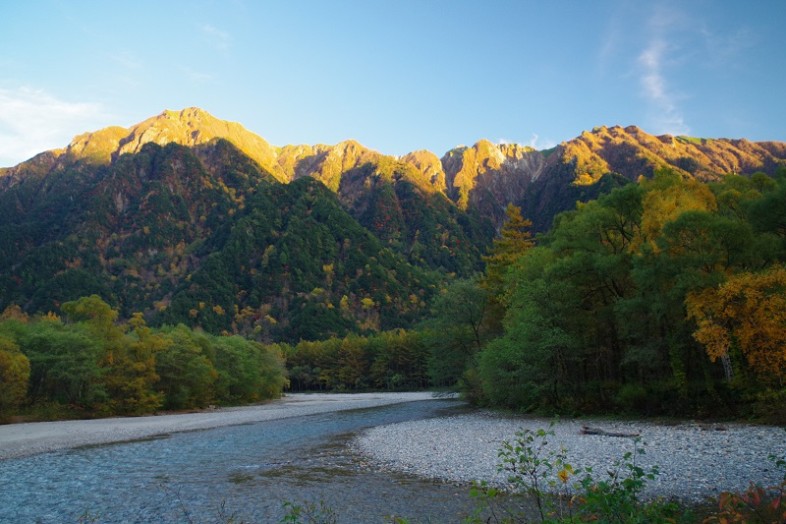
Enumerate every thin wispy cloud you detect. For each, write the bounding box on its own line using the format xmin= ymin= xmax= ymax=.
xmin=201 ymin=24 xmax=231 ymax=51
xmin=638 ymin=40 xmax=669 ymax=103
xmin=637 ymin=6 xmax=690 ymax=136
xmin=0 ymin=87 xmax=110 ymax=166
xmin=597 ymin=31 xmax=618 ymax=77
xmin=596 ymin=4 xmax=629 ymax=79
xmin=527 ymin=133 xmax=556 ymax=150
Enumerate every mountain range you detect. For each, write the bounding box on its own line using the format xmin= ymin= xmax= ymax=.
xmin=1 ymin=108 xmax=784 ymax=341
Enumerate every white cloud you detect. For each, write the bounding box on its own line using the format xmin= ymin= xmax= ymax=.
xmin=526 ymin=133 xmax=556 ymax=150
xmin=700 ymin=25 xmax=756 ymax=71
xmin=0 ymin=87 xmax=111 ymax=166
xmin=201 ymin=24 xmax=231 ymax=51
xmin=496 ymin=134 xmax=555 ymax=151
xmin=639 ymin=40 xmax=668 ymax=100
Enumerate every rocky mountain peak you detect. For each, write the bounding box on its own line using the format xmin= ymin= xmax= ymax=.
xmin=63 ymin=107 xmax=286 ymax=181
xmin=5 ymin=108 xmax=786 ymax=234
xmin=441 ymin=139 xmax=545 ymax=211
xmin=557 ymin=124 xmax=786 ymax=184
xmin=400 ymin=150 xmax=446 ymax=192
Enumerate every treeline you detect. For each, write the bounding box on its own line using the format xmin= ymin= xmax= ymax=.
xmin=285 ymin=330 xmax=430 ymax=391
xmin=0 ymin=295 xmax=288 ymax=421
xmin=281 ymin=280 xmax=491 ymax=393
xmin=456 ymin=168 xmax=786 ymax=418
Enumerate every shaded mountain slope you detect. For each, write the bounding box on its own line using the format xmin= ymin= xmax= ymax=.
xmin=0 ymin=139 xmax=441 ymax=340
xmin=1 ymin=108 xmax=785 ymax=340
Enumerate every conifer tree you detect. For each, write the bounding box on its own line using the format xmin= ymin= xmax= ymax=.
xmin=482 ymin=204 xmax=534 ymax=302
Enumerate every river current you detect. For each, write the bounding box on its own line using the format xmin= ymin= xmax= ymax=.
xmin=0 ymin=399 xmax=478 ymax=523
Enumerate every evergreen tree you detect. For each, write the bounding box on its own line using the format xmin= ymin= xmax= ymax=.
xmin=482 ymin=204 xmax=535 ymax=303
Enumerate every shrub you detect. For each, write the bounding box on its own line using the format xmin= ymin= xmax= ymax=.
xmin=706 ymin=452 xmax=786 ymax=524
xmin=467 ymin=424 xmax=685 ymax=523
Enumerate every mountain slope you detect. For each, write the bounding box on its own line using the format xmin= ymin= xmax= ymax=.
xmin=4 ymin=108 xmax=783 ymax=233
xmin=0 ymin=108 xmax=286 ymax=183
xmin=1 ymin=108 xmax=785 ymax=340
xmin=558 ymin=125 xmax=786 ymax=183
xmin=159 ymin=177 xmax=438 ymax=341
xmin=0 ymin=139 xmax=440 ymax=341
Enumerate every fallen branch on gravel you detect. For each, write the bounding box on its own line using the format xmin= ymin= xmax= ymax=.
xmin=580 ymin=425 xmax=640 ymax=438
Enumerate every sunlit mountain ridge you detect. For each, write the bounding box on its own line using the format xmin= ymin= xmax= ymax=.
xmin=0 ymin=108 xmax=784 ymax=340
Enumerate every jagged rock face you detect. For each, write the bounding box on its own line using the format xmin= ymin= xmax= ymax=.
xmin=64 ymin=108 xmax=287 ymax=182
xmin=275 ymin=140 xmax=383 ymax=192
xmin=276 ymin=142 xmax=447 ymax=211
xmin=0 ymin=149 xmax=62 ymax=190
xmin=399 ymin=150 xmax=447 ymax=193
xmin=275 ymin=144 xmax=332 ymax=181
xmin=557 ymin=125 xmax=786 ymax=184
xmin=4 ymin=107 xmax=786 ymax=233
xmin=441 ymin=140 xmax=544 ymax=222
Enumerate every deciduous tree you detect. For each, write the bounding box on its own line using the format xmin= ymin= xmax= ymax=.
xmin=0 ymin=336 xmax=30 ymax=419
xmin=687 ymin=266 xmax=786 ymax=384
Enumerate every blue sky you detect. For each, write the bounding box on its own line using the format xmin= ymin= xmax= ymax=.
xmin=1 ymin=0 xmax=784 ymax=167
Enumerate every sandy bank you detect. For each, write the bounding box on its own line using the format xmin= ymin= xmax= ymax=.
xmin=0 ymin=392 xmax=436 ymax=460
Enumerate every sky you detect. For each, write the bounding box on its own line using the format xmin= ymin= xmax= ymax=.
xmin=1 ymin=0 xmax=785 ymax=167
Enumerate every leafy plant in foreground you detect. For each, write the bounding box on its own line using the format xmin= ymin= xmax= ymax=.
xmin=466 ymin=424 xmax=684 ymax=523
xmin=705 ymin=453 xmax=786 ymax=524
xmin=279 ymin=500 xmax=338 ymax=524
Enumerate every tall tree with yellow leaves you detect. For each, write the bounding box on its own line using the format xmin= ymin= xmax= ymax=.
xmin=686 ymin=266 xmax=786 ymax=385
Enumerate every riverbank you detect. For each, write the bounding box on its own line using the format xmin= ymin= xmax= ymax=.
xmin=0 ymin=392 xmax=436 ymax=460
xmin=354 ymin=411 xmax=786 ymax=502
xmin=6 ymin=392 xmax=784 ymax=505
xmin=1 ymin=398 xmax=477 ymax=523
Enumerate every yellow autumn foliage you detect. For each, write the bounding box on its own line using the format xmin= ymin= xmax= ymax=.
xmin=687 ymin=266 xmax=786 ymax=381
xmin=639 ymin=175 xmax=717 ymax=250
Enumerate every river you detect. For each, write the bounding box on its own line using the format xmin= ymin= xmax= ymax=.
xmin=0 ymin=399 xmax=481 ymax=523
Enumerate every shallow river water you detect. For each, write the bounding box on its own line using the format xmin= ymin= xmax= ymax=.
xmin=0 ymin=399 xmax=483 ymax=523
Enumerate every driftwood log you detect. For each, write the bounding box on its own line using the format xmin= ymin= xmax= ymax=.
xmin=580 ymin=425 xmax=640 ymax=438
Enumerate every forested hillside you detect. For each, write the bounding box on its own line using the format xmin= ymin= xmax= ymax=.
xmin=2 ymin=109 xmax=786 ymax=420
xmin=0 ymin=138 xmax=478 ymax=341
xmin=282 ymin=168 xmax=786 ymax=421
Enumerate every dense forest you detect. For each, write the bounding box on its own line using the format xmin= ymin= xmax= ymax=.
xmin=2 ymin=168 xmax=786 ymax=422
xmin=3 ymin=169 xmax=786 ymax=421
xmin=468 ymin=168 xmax=786 ymax=419
xmin=0 ymin=139 xmax=491 ymax=343
xmin=286 ymin=168 xmax=786 ymax=421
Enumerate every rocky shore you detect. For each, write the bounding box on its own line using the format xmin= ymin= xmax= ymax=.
xmin=354 ymin=411 xmax=786 ymax=501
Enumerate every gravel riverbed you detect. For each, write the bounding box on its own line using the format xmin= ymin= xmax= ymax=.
xmin=354 ymin=411 xmax=786 ymax=502
xmin=0 ymin=392 xmax=435 ymax=460
xmin=4 ymin=393 xmax=784 ymax=506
